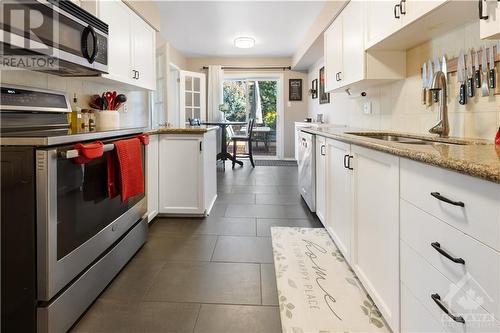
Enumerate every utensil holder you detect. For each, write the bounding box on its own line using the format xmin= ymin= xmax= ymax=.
xmin=97 ymin=111 xmax=120 ymax=131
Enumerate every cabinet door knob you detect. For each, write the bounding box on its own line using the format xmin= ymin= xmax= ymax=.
xmin=320 ymin=145 xmax=326 ymax=156
xmin=478 ymin=0 xmax=489 ymax=20
xmin=430 ymin=242 xmax=465 ymax=264
xmin=394 ymin=4 xmax=401 ymax=19
xmin=431 ymin=294 xmax=466 ymax=324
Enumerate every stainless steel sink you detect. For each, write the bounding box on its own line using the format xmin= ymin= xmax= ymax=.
xmin=346 ymin=133 xmax=468 ymax=145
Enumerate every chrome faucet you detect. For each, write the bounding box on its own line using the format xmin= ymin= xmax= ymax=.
xmin=428 ymin=71 xmax=449 ymax=137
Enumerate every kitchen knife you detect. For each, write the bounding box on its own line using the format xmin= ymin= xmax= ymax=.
xmin=489 ymin=44 xmax=496 ymax=89
xmin=442 ymin=55 xmax=448 ymax=98
xmin=433 ymin=56 xmax=440 ymax=102
xmin=475 ymin=49 xmax=481 ymax=89
xmin=481 ymin=45 xmax=490 ymax=96
xmin=422 ymin=62 xmax=427 ymax=105
xmin=458 ymin=49 xmax=466 ymax=105
xmin=426 ymin=59 xmax=433 ymax=105
xmin=466 ymin=48 xmax=474 ymax=97
xmin=496 ymin=42 xmax=500 ymax=95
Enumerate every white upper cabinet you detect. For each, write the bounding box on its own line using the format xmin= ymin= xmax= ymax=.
xmin=98 ymin=0 xmax=132 ymax=84
xmin=97 ymin=0 xmax=156 ymax=90
xmin=365 ymin=0 xmax=474 ymax=50
xmin=324 ymin=15 xmax=343 ymax=92
xmin=400 ymin=0 xmax=445 ymax=26
xmin=364 ymin=0 xmax=445 ymax=49
xmin=324 ymin=1 xmax=405 ymax=93
xmin=364 ymin=0 xmax=401 ymax=49
xmin=480 ymin=0 xmax=500 ymax=39
xmin=130 ymin=11 xmax=156 ymax=90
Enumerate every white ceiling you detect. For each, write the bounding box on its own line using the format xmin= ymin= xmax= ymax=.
xmin=156 ymin=1 xmax=325 ymax=58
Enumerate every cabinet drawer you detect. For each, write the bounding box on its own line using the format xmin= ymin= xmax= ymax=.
xmin=401 ymin=283 xmax=446 ymax=333
xmin=401 ymin=241 xmax=499 ymax=332
xmin=401 ymin=200 xmax=500 ymax=319
xmin=400 ymin=159 xmax=500 ymax=251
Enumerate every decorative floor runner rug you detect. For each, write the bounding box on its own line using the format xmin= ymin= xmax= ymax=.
xmin=271 ymin=227 xmax=390 ymax=333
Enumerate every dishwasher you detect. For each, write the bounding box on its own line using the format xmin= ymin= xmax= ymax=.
xmin=298 ymin=131 xmax=315 ymax=212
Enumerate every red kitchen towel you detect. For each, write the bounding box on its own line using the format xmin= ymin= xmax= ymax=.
xmin=137 ymin=133 xmax=150 ymax=145
xmin=72 ymin=141 xmax=104 ymax=164
xmin=113 ymin=138 xmax=144 ymax=203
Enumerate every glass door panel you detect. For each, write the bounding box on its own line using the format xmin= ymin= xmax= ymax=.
xmin=193 ymin=108 xmax=201 ymax=119
xmin=185 ymin=92 xmax=193 ymax=107
xmin=223 ymin=79 xmax=278 ymax=157
xmin=193 ymin=92 xmax=200 ymax=107
xmin=179 ymin=71 xmax=206 ymax=125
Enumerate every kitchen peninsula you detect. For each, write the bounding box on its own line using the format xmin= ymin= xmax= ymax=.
xmin=146 ymin=126 xmax=219 ymax=220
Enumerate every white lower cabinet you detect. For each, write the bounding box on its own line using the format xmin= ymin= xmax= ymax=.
xmin=351 ymin=145 xmax=400 ymax=332
xmin=401 ymin=240 xmax=500 ymax=333
xmin=314 ymin=135 xmax=499 ymax=333
xmin=146 ymin=134 xmax=159 ymax=221
xmin=158 ymin=130 xmax=217 ymax=215
xmin=400 ymin=158 xmax=500 ymax=332
xmin=315 ymin=135 xmax=327 ymax=225
xmin=325 ymin=138 xmax=352 ymax=260
xmin=401 ymin=283 xmax=445 ymax=333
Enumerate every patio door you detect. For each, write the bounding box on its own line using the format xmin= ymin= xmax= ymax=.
xmin=180 ymin=70 xmax=206 ymax=125
xmin=223 ymin=75 xmax=283 ymax=158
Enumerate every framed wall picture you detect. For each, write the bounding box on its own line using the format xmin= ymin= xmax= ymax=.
xmin=311 ymin=79 xmax=318 ymax=99
xmin=319 ymin=67 xmax=330 ymax=104
xmin=289 ymin=79 xmax=302 ymax=101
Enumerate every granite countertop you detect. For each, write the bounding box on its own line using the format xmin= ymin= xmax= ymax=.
xmin=148 ymin=125 xmax=219 ymax=135
xmin=302 ymin=127 xmax=500 ymax=184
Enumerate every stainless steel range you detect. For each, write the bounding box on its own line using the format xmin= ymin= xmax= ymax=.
xmin=0 ymin=85 xmax=148 ymax=332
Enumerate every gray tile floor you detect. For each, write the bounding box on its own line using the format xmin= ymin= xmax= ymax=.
xmin=73 ymin=163 xmax=322 ymax=333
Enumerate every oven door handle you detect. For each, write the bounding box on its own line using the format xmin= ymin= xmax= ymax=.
xmin=59 ymin=143 xmax=114 ymax=159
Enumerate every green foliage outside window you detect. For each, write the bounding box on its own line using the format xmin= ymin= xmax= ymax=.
xmin=223 ymin=80 xmax=277 ymax=130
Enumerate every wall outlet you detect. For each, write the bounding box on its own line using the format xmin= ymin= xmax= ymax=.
xmin=363 ymin=101 xmax=372 ymax=115
xmin=123 ymin=104 xmax=128 ymax=113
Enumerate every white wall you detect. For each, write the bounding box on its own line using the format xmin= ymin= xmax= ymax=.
xmin=307 ymin=21 xmax=500 ymax=141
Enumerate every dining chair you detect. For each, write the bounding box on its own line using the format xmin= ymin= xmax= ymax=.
xmin=188 ymin=118 xmax=201 ymax=126
xmin=231 ymin=118 xmax=255 ymax=168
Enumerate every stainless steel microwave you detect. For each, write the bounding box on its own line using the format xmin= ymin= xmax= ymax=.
xmin=0 ymin=0 xmax=108 ymax=76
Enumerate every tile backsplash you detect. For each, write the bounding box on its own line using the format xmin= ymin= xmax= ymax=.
xmin=308 ymin=21 xmax=500 ymax=141
xmin=0 ymin=70 xmax=150 ymax=128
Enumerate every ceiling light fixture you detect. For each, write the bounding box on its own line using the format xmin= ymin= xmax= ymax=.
xmin=234 ymin=37 xmax=255 ymax=49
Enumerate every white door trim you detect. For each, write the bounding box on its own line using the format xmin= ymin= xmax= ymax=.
xmin=223 ymin=72 xmax=284 ymax=159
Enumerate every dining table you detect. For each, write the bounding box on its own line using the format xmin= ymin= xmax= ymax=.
xmin=202 ymin=121 xmax=246 ymax=166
